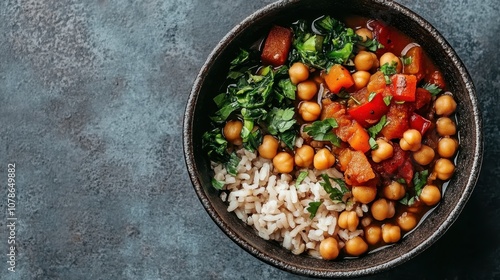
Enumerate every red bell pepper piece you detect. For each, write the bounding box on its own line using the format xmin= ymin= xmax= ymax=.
xmin=324 ymin=64 xmax=354 ymax=93
xmin=261 ymin=25 xmax=293 ymax=67
xmin=410 ymin=113 xmax=432 ymax=136
xmin=415 ymin=88 xmax=432 ymax=110
xmin=348 ymin=91 xmax=390 ymax=128
xmin=389 ymin=74 xmax=417 ymax=101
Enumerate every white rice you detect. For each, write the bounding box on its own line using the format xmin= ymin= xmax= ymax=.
xmin=213 ymin=147 xmax=367 ymax=257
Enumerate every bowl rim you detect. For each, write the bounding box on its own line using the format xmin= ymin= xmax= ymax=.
xmin=183 ymin=0 xmax=483 ymax=277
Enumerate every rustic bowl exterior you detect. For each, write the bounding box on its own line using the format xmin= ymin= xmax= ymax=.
xmin=183 ymin=0 xmax=483 ymax=277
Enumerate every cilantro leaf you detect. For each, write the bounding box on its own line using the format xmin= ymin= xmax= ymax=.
xmin=422 ymin=83 xmax=442 ymax=96
xmin=320 ymin=174 xmax=348 ymax=202
xmin=383 ymin=96 xmax=392 ymax=106
xmin=277 ymin=78 xmax=297 ymax=101
xmin=380 ymin=62 xmax=397 ymax=84
xmin=401 ymin=56 xmax=412 ymax=66
xmin=303 ymin=118 xmax=341 ymax=146
xmin=358 ymin=38 xmax=384 ymax=52
xmin=307 ymin=201 xmax=322 ymax=218
xmin=225 ymin=152 xmax=240 ymax=176
xmin=369 ymin=137 xmax=378 ymax=150
xmin=368 ymin=91 xmax=377 ymax=102
xmin=413 ymin=169 xmax=429 ymax=197
xmin=399 ymin=170 xmax=429 ymax=206
xmin=211 ymin=178 xmax=225 ymax=190
xmin=295 ymin=171 xmax=309 ymax=188
xmin=266 ymin=107 xmax=296 ymax=135
xmin=367 ymin=115 xmax=387 ymax=138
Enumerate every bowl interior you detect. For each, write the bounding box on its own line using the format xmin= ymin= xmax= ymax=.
xmin=184 ymin=0 xmax=482 ymax=277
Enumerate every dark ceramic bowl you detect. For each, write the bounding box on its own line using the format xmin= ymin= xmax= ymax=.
xmin=183 ymin=0 xmax=483 ymax=277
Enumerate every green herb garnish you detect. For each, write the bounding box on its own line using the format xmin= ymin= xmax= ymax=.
xmin=295 ymin=171 xmax=309 ymax=188
xmin=422 ymin=83 xmax=442 ymax=96
xmin=303 ymin=118 xmax=341 ymax=146
xmin=307 ymin=201 xmax=322 ymax=218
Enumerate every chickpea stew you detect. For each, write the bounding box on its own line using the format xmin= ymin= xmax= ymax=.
xmin=202 ymin=15 xmax=459 ymax=260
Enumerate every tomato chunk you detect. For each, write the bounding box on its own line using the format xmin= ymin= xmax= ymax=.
xmin=321 ymin=99 xmax=370 ymax=153
xmin=381 ymin=102 xmax=412 ymax=140
xmin=389 ymin=74 xmax=417 ymax=101
xmin=414 ymin=88 xmax=432 ymax=110
xmin=261 ymin=25 xmax=293 ymax=67
xmin=348 ymin=89 xmax=390 ymax=127
xmin=342 ymin=149 xmax=376 ymax=185
xmin=324 ymin=64 xmax=354 ymax=93
xmin=410 ymin=113 xmax=432 ymax=136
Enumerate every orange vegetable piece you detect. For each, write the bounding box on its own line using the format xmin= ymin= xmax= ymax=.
xmin=324 ymin=64 xmax=354 ymax=93
xmin=342 ymin=149 xmax=376 ymax=185
xmin=389 ymin=74 xmax=417 ymax=102
xmin=347 ymin=122 xmax=371 ymax=153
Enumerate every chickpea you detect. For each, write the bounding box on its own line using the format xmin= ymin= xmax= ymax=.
xmin=400 ymin=129 xmax=422 ymax=152
xmin=419 ymin=184 xmax=441 ymax=206
xmin=345 ymin=236 xmax=368 ymax=256
xmin=272 ymin=152 xmax=294 ymax=174
xmin=299 ymin=101 xmax=321 ymax=122
xmin=319 ymin=237 xmax=340 ymax=260
xmin=297 ymin=80 xmax=318 ymax=101
xmin=397 ymin=212 xmax=418 ymax=232
xmin=338 ymin=211 xmax=360 ymax=232
xmin=433 ymin=158 xmax=455 ymax=180
xmin=289 ymin=62 xmax=309 ymax=85
xmin=258 ymin=135 xmax=280 ymax=159
xmin=371 ymin=52 xmax=380 ymax=68
xmin=371 ymin=198 xmax=394 ymax=221
xmin=352 ymin=71 xmax=371 ymax=90
xmin=354 ymin=51 xmax=376 ymax=71
xmin=352 ymin=186 xmax=377 ymax=204
xmin=434 ymin=95 xmax=457 ymax=116
xmin=438 ymin=137 xmax=458 ymax=158
xmin=382 ymin=224 xmax=401 ymax=243
xmin=412 ymin=145 xmax=435 ymax=165
xmin=313 ymin=148 xmax=335 ymax=170
xmin=383 ymin=181 xmax=406 ymax=200
xmin=364 ymin=225 xmax=382 ymax=245
xmin=356 ymin=28 xmax=373 ymax=42
xmin=379 ymin=52 xmax=402 ymax=73
xmin=223 ymin=120 xmax=243 ymax=144
xmin=371 ymin=139 xmax=394 ymax=163
xmin=436 ymin=117 xmax=457 ymax=136
xmin=294 ymin=145 xmax=314 ymax=168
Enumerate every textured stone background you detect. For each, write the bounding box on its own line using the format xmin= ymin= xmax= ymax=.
xmin=0 ymin=0 xmax=498 ymax=279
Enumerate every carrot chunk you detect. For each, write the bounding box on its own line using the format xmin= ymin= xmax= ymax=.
xmin=324 ymin=64 xmax=354 ymax=93
xmin=261 ymin=25 xmax=293 ymax=67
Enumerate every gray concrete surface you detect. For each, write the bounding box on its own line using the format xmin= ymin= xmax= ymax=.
xmin=0 ymin=0 xmax=499 ymax=279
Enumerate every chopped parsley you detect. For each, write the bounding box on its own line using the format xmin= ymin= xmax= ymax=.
xmin=307 ymin=201 xmax=322 ymax=218
xmin=303 ymin=118 xmax=341 ymax=146
xmin=368 ymin=91 xmax=377 ymax=102
xmin=399 ymin=170 xmax=429 ymax=206
xmin=358 ymin=38 xmax=384 ymax=52
xmin=320 ymin=174 xmax=349 ymax=202
xmin=422 ymin=83 xmax=442 ymax=96
xmin=401 ymin=56 xmax=412 ymax=66
xmin=380 ymin=61 xmax=397 ymax=84
xmin=211 ymin=178 xmax=225 ymax=190
xmin=295 ymin=171 xmax=309 ymax=188
xmin=383 ymin=96 xmax=392 ymax=106
xmin=367 ymin=115 xmax=387 ymax=138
